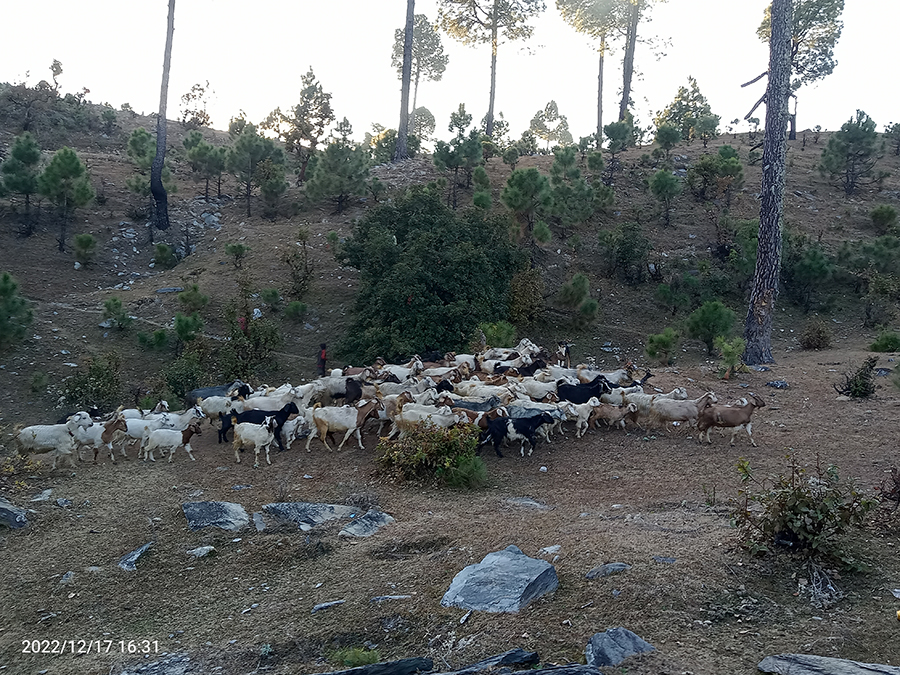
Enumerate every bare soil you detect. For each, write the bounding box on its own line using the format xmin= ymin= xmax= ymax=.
xmin=1 ymin=110 xmax=899 ymax=675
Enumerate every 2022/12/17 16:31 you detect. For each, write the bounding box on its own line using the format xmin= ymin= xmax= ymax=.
xmin=21 ymin=639 xmax=160 ymax=654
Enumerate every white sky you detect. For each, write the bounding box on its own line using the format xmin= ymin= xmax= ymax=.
xmin=1 ymin=1 xmax=897 ymax=143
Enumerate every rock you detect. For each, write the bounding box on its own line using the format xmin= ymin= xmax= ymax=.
xmin=835 ymin=395 xmax=852 ymax=401
xmin=339 ymin=509 xmax=395 ymax=537
xmin=187 ymin=546 xmax=216 ymax=558
xmin=118 ymin=541 xmax=153 ymax=571
xmin=262 ymin=502 xmax=356 ymax=531
xmin=751 ymin=365 xmax=771 ymax=372
xmin=448 ymin=649 xmax=539 ymax=674
xmin=585 ymin=627 xmax=655 ymax=667
xmin=311 ymin=599 xmax=345 ymax=613
xmin=117 ymin=652 xmax=195 ymax=675
xmin=252 ymin=308 xmax=262 ymax=319
xmin=652 ymin=555 xmax=676 ymax=564
xmin=586 ymin=563 xmax=631 ymax=579
xmin=370 ymin=595 xmax=412 ymax=603
xmin=59 ymin=571 xmax=75 ymax=585
xmin=302 ymin=657 xmax=433 ymax=675
xmin=441 ymin=544 xmax=559 ymax=613
xmin=891 ymin=588 xmax=900 ymax=599
xmin=181 ymin=501 xmax=249 ymax=531
xmin=506 ymin=497 xmax=551 ymax=510
xmin=231 ymin=484 xmax=252 ymax=490
xmin=98 ymin=319 xmax=115 ymax=328
xmin=875 ymin=368 xmax=892 ymax=377
xmin=155 ymin=287 xmax=184 ymax=294
xmin=30 ymin=489 xmax=52 ymax=502
xmin=539 ymin=545 xmax=561 ymax=555
xmin=74 ymin=261 xmax=82 ymax=270
xmin=757 ymin=654 xmax=900 ymax=674
xmin=766 ymin=380 xmax=789 ymax=389
xmin=56 ymin=498 xmax=73 ymax=508
xmin=252 ymin=512 xmax=267 ymax=532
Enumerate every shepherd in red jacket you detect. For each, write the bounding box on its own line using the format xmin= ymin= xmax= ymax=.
xmin=317 ymin=343 xmax=327 ymax=377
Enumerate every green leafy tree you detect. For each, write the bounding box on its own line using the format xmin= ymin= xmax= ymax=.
xmin=819 ymin=110 xmax=884 ymax=195
xmin=226 ymin=123 xmax=285 ymax=216
xmin=502 ymin=145 xmax=520 ymax=170
xmin=649 ymin=169 xmax=681 ymax=227
xmin=178 ymin=284 xmax=209 ymax=313
xmin=654 ymin=76 xmax=713 ymax=141
xmin=433 ymin=104 xmax=483 ymax=208
xmin=548 ymin=145 xmax=594 ymax=235
xmin=257 ymin=157 xmax=288 ymax=217
xmin=411 ymin=106 xmax=436 ymax=142
xmin=339 ymin=187 xmax=523 ymax=362
xmin=884 ymin=122 xmax=900 ymax=157
xmin=183 ymin=131 xmax=226 ymax=201
xmin=1 ymin=132 xmax=42 ymax=235
xmin=38 ymin=147 xmax=94 ymax=251
xmin=695 ymin=113 xmax=720 ymax=148
xmin=686 ymin=300 xmax=736 ymax=354
xmin=260 ymin=67 xmax=335 ymax=183
xmin=603 ymin=119 xmax=630 ymax=178
xmin=173 ymin=312 xmax=203 ymax=353
xmin=0 ymin=272 xmax=33 ymax=351
xmin=758 ymin=0 xmax=844 ymax=138
xmin=438 ymin=0 xmax=546 ymax=138
xmin=686 ymin=148 xmax=744 ymax=206
xmin=391 ymin=14 xmax=449 ymax=135
xmin=646 ymin=326 xmax=679 ymax=365
xmin=225 ymin=242 xmax=250 ymax=268
xmin=501 ymin=167 xmax=552 ymax=247
xmin=305 ymin=140 xmax=370 ymax=214
xmin=529 ymin=100 xmax=573 ymax=149
xmin=100 ymin=107 xmax=117 ymax=134
xmin=103 ymin=296 xmax=133 ymax=330
xmin=126 ymin=127 xmax=176 ymax=212
xmin=654 ymin=123 xmax=681 ymax=161
xmin=73 ymin=233 xmax=97 ymax=265
xmin=557 ymin=0 xmax=630 ymax=145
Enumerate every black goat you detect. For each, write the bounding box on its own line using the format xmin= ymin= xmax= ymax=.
xmin=218 ymin=401 xmax=299 ymax=452
xmin=557 ymin=374 xmax=613 ymax=404
xmin=477 ymin=412 xmax=555 ymax=458
xmin=186 ymin=380 xmax=250 ymax=406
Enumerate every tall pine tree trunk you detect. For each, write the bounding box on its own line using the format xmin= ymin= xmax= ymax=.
xmin=618 ymin=1 xmax=640 ymax=122
xmin=394 ymin=0 xmax=415 ymax=162
xmin=485 ymin=4 xmax=498 ymax=139
xmin=151 ymin=0 xmax=175 ymax=232
xmin=743 ymin=0 xmax=792 ymax=365
xmin=410 ymin=68 xmax=421 ymax=136
xmin=596 ymin=37 xmax=605 ymax=148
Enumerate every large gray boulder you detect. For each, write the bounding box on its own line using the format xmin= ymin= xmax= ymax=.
xmin=758 ymin=654 xmax=900 ymax=675
xmin=585 ymin=628 xmax=655 ymax=667
xmin=182 ymin=501 xmax=249 ymax=531
xmin=262 ymin=502 xmax=356 ymax=531
xmin=441 ymin=545 xmax=559 ymax=613
xmin=339 ymin=509 xmax=395 ymax=537
xmin=0 ymin=497 xmax=28 ymax=529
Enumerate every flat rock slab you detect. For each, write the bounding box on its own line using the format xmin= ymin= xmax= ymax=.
xmin=0 ymin=497 xmax=29 ymax=529
xmin=118 ymin=652 xmax=196 ymax=675
xmin=586 ymin=563 xmax=631 ymax=579
xmin=506 ymin=497 xmax=552 ymax=510
xmin=449 ymin=648 xmax=539 ymax=674
xmin=118 ymin=542 xmax=153 ymax=571
xmin=339 ymin=509 xmax=395 ymax=537
xmin=586 ymin=627 xmax=655 ymax=667
xmin=441 ymin=544 xmax=559 ymax=613
xmin=303 ymin=657 xmax=433 ymax=675
xmin=182 ymin=501 xmax=249 ymax=531
xmin=263 ymin=502 xmax=356 ymax=531
xmin=758 ymin=654 xmax=900 ymax=675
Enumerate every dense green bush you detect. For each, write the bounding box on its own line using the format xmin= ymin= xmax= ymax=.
xmin=598 ymin=222 xmax=650 ymax=285
xmin=284 ymin=301 xmax=308 ymax=320
xmin=834 ymin=356 xmax=877 ymax=398
xmin=137 ymin=329 xmax=169 ymax=351
xmin=260 ymin=288 xmax=281 ymax=313
xmin=686 ymin=300 xmax=735 ymax=354
xmin=479 ymin=321 xmax=516 ymax=348
xmin=870 ymin=331 xmax=900 ymax=352
xmin=732 ymin=456 xmax=876 ymax=569
xmin=103 ymin=296 xmax=132 ymax=330
xmin=646 ymin=327 xmax=680 ymax=365
xmin=331 ymin=648 xmax=381 ymax=668
xmin=62 ymin=351 xmax=121 ymax=409
xmin=0 ymin=271 xmax=33 ymax=351
xmin=178 ymin=284 xmax=209 ymax=313
xmin=871 ymin=204 xmax=898 ymax=234
xmin=376 ymin=424 xmax=484 ymax=487
xmin=73 ymin=233 xmax=97 ymax=265
xmin=714 ymin=335 xmax=746 ymax=379
xmin=225 ymin=242 xmax=250 ymax=268
xmin=154 ymin=243 xmax=178 ymax=269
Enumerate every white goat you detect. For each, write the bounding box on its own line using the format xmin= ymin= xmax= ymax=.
xmin=141 ymin=420 xmax=204 ymax=462
xmin=232 ymin=417 xmax=278 ymax=467
xmin=15 ymin=413 xmax=93 ymax=469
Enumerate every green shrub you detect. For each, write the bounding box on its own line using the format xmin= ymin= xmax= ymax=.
xmin=0 ymin=271 xmax=33 ymax=351
xmin=479 ymin=321 xmax=516 ymax=348
xmin=870 ymin=331 xmax=900 ymax=352
xmin=646 ymin=327 xmax=679 ymax=365
xmin=30 ymin=370 xmax=49 ymax=393
xmin=217 ymin=304 xmax=282 ymax=379
xmin=160 ymin=349 xmax=207 ymax=400
xmin=686 ymin=300 xmax=735 ymax=354
xmin=332 ymin=648 xmax=380 ymax=668
xmin=871 ymin=204 xmax=898 ymax=234
xmin=284 ymin=301 xmax=308 ymax=320
xmin=137 ymin=329 xmax=169 ymax=351
xmin=154 ymin=243 xmax=178 ymax=269
xmin=833 ymin=356 xmax=877 ymax=398
xmin=714 ymin=335 xmax=746 ymax=379
xmin=732 ymin=456 xmax=876 ymax=569
xmin=598 ymin=222 xmax=650 ymax=285
xmin=326 ymin=230 xmax=340 ymax=252
xmin=260 ymin=288 xmax=281 ymax=313
xmin=558 ymin=273 xmax=590 ymax=309
xmin=103 ymin=296 xmax=133 ymax=331
xmin=507 ymin=268 xmax=544 ymax=326
xmin=174 ymin=312 xmax=203 ymax=346
xmin=376 ymin=424 xmax=483 ymax=486
xmin=443 ymin=454 xmax=488 ymax=490
xmin=63 ymin=351 xmax=121 ymax=409
xmin=177 ymin=284 xmax=209 ymax=313
xmin=799 ymin=320 xmax=832 ymax=350
xmin=225 ymin=242 xmax=250 ymax=268
xmin=73 ymin=233 xmax=97 ymax=265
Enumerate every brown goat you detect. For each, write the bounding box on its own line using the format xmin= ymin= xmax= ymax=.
xmin=696 ymin=395 xmax=766 ymax=446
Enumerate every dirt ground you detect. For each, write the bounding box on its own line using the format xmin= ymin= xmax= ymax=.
xmin=1 ymin=110 xmax=900 ymax=674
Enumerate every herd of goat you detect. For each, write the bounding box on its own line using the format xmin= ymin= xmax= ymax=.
xmin=12 ymin=339 xmax=767 ymax=470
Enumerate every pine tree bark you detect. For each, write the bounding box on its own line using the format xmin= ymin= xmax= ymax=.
xmin=485 ymin=3 xmax=498 ymax=139
xmin=394 ymin=0 xmax=415 ymax=162
xmin=618 ymin=1 xmax=639 ymax=122
xmin=151 ymin=0 xmax=175 ymax=232
xmin=743 ymin=0 xmax=793 ymax=365
xmin=596 ymin=38 xmax=605 ymax=148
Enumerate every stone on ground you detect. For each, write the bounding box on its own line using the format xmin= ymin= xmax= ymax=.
xmin=0 ymin=497 xmax=29 ymax=529
xmin=262 ymin=502 xmax=356 ymax=531
xmin=441 ymin=545 xmax=559 ymax=613
xmin=182 ymin=501 xmax=249 ymax=531
xmin=585 ymin=627 xmax=655 ymax=667
xmin=757 ymin=654 xmax=900 ymax=675
xmin=339 ymin=509 xmax=395 ymax=537
xmin=118 ymin=542 xmax=153 ymax=571
xmin=586 ymin=563 xmax=631 ymax=579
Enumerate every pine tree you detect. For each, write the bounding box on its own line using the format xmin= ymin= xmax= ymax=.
xmin=226 ymin=124 xmax=285 ymax=216
xmin=819 ymin=110 xmax=882 ymax=196
xmin=529 ymin=100 xmax=573 ymax=149
xmin=0 ymin=271 xmax=33 ymax=351
xmin=650 ymin=169 xmax=681 ymax=227
xmin=305 ymin=141 xmax=370 ymax=214
xmin=501 ymin=167 xmax=551 ymax=247
xmin=391 ymin=13 xmax=449 ymax=139
xmin=549 ymin=145 xmax=594 ymax=236
xmin=1 ymin=132 xmax=42 ymax=235
xmin=38 ymin=147 xmax=94 ymax=252
xmin=654 ymin=76 xmax=713 ymax=141
xmin=654 ymin=123 xmax=681 ymax=160
xmin=126 ymin=128 xmax=176 ymax=209
xmin=183 ymin=131 xmax=226 ymax=201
